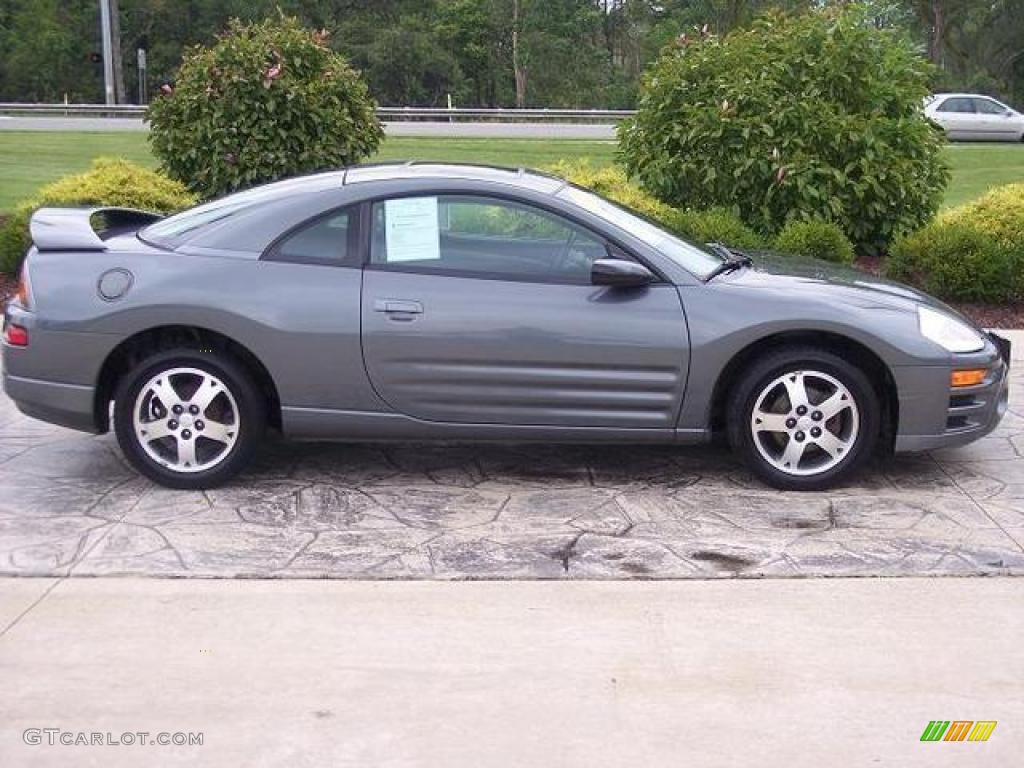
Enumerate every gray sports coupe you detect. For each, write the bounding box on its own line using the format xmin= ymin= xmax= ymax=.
xmin=2 ymin=163 xmax=1010 ymax=490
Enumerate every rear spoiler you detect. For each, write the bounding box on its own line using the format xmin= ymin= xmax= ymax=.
xmin=29 ymin=207 xmax=164 ymax=251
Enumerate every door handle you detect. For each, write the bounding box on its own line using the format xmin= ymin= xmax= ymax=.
xmin=374 ymin=299 xmax=424 ymax=316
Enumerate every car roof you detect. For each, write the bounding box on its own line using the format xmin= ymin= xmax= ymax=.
xmin=342 ymin=162 xmax=566 ymax=194
xmin=168 ymin=162 xmax=568 ymax=207
xmin=930 ymin=92 xmax=1004 ymax=100
xmin=141 ymin=163 xmax=573 ymax=255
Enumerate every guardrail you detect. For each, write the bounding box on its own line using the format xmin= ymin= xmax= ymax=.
xmin=0 ymin=103 xmax=145 ymax=117
xmin=0 ymin=103 xmax=635 ymax=122
xmin=378 ymin=107 xmax=635 ymax=122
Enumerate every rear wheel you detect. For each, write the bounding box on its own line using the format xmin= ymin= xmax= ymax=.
xmin=726 ymin=347 xmax=880 ymax=490
xmin=113 ymin=349 xmax=265 ymax=489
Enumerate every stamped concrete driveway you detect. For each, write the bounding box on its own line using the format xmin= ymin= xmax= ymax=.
xmin=1 ymin=338 xmax=1022 ymax=580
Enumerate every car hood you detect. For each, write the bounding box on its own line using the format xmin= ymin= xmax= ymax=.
xmin=718 ymin=250 xmax=966 ymax=319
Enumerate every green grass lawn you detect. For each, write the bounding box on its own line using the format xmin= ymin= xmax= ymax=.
xmin=0 ymin=131 xmax=617 ymax=212
xmin=0 ymin=131 xmax=156 ymax=210
xmin=0 ymin=130 xmax=1020 ymax=213
xmin=938 ymin=144 xmax=1024 ymax=208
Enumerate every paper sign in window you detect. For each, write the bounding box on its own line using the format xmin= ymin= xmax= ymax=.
xmin=385 ymin=197 xmax=440 ymax=262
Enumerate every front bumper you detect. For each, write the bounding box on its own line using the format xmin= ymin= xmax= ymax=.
xmin=893 ymin=332 xmax=1010 ymax=452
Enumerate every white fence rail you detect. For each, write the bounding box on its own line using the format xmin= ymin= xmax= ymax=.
xmin=0 ymin=103 xmax=635 ymax=122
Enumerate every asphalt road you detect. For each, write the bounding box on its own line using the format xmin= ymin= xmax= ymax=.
xmin=0 ymin=116 xmax=618 ymax=139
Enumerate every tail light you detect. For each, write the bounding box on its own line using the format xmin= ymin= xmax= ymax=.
xmin=3 ymin=323 xmax=28 ymax=347
xmin=4 ymin=264 xmax=32 ymax=346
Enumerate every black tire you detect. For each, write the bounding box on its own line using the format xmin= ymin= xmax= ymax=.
xmin=726 ymin=346 xmax=880 ymax=491
xmin=113 ymin=348 xmax=266 ymax=489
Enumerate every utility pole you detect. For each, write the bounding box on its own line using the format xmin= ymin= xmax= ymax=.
xmin=99 ymin=0 xmax=115 ymax=104
xmin=137 ymin=48 xmax=148 ymax=105
xmin=110 ymin=0 xmax=126 ymax=104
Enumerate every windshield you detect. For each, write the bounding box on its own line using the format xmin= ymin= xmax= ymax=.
xmin=558 ymin=184 xmax=723 ymax=279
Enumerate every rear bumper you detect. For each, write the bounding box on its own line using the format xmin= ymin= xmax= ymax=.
xmin=2 ymin=301 xmax=112 ymax=434
xmin=893 ymin=333 xmax=1010 ymax=452
xmin=2 ymin=372 xmax=98 ymax=433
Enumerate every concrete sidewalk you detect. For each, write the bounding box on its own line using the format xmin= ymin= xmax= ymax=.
xmin=1 ymin=577 xmax=1020 ymax=766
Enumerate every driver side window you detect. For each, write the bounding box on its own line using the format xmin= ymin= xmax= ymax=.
xmin=370 ymin=195 xmax=610 ymax=283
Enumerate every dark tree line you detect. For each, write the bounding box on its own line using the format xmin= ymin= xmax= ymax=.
xmin=1 ymin=0 xmax=1022 ymax=107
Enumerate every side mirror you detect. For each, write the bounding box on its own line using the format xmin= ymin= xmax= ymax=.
xmin=591 ymin=258 xmax=655 ymax=287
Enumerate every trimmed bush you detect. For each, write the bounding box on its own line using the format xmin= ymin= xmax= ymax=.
xmin=939 ymin=183 xmax=1024 ymax=247
xmin=886 ymin=183 xmax=1024 ymax=303
xmin=148 ymin=16 xmax=383 ymax=199
xmin=619 ymin=9 xmax=948 ymax=254
xmin=545 ymin=160 xmax=765 ymax=249
xmin=888 ymin=223 xmax=1018 ymax=302
xmin=673 ymin=207 xmax=765 ymax=250
xmin=0 ymin=158 xmax=196 ymax=274
xmin=773 ymin=218 xmax=855 ymax=263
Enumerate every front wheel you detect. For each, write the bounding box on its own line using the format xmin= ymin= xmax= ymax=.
xmin=726 ymin=347 xmax=880 ymax=491
xmin=113 ymin=349 xmax=266 ymax=489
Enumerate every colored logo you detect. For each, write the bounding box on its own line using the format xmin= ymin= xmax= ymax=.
xmin=921 ymin=721 xmax=997 ymax=742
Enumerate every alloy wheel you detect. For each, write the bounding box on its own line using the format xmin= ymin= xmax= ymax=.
xmin=749 ymin=369 xmax=860 ymax=477
xmin=132 ymin=367 xmax=240 ymax=473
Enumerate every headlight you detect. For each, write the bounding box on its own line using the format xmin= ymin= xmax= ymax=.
xmin=918 ymin=306 xmax=985 ymax=353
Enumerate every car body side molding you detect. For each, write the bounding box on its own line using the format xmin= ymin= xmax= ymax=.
xmin=280 ymin=405 xmax=711 ymax=444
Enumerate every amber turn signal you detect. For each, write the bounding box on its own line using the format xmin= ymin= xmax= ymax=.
xmin=951 ymin=368 xmax=987 ymax=388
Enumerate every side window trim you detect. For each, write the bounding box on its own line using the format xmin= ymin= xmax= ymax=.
xmin=360 ymin=189 xmax=664 ymax=284
xmin=261 ymin=204 xmax=362 ymax=267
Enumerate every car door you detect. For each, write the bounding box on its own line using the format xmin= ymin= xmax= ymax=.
xmin=360 ymin=193 xmax=689 ymax=429
xmin=972 ymin=97 xmax=1016 ymax=140
xmin=932 ymin=97 xmax=977 ymax=140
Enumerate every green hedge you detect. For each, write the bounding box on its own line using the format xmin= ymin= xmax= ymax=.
xmin=774 ymin=218 xmax=855 ymax=264
xmin=0 ymin=158 xmax=196 ymax=274
xmin=887 ymin=183 xmax=1024 ymax=302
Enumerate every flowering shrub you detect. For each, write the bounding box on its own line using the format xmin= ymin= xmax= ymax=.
xmin=148 ymin=15 xmax=383 ymax=199
xmin=619 ymin=9 xmax=948 ymax=253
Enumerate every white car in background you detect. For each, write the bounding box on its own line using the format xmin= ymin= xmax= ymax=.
xmin=925 ymin=93 xmax=1024 ymax=141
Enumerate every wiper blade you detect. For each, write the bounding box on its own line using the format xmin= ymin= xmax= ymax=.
xmin=704 ymin=242 xmax=753 ymax=281
xmin=707 ymin=241 xmax=753 ymax=263
xmin=704 ymin=259 xmax=746 ymax=281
